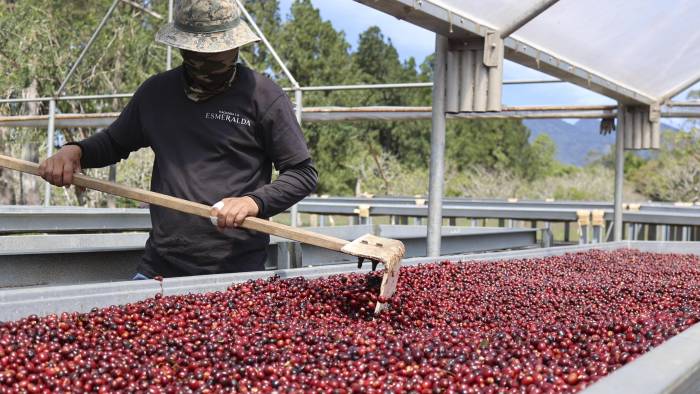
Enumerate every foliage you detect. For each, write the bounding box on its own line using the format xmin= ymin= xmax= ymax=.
xmin=630 ymin=129 xmax=700 ymax=202
xmin=351 ymin=149 xmax=429 ymax=197
xmin=445 ymin=164 xmax=644 ymax=202
xmin=0 ymin=0 xmax=170 ymax=205
xmin=447 ymin=166 xmax=524 ymax=199
xmin=588 ymin=144 xmax=651 ymax=177
xmin=1 ymin=0 xmax=667 ymax=205
xmin=0 ymin=0 xmax=169 ymax=110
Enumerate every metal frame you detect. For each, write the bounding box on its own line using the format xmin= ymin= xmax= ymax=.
xmin=55 ymin=0 xmax=121 ymax=97
xmin=498 ymin=0 xmax=560 ymax=39
xmin=613 ymin=105 xmax=625 ymax=241
xmin=427 ymin=34 xmax=448 ymax=256
xmin=5 ymin=203 xmax=700 ymax=243
xmin=2 ymin=0 xmax=699 ymax=256
xmin=4 ymin=103 xmax=699 ymax=128
xmin=353 ymin=0 xmax=656 ymax=105
xmin=233 ymin=0 xmax=303 ymax=226
xmin=0 ymin=78 xmax=566 ymax=104
xmin=661 ymin=70 xmax=700 ymax=103
xmin=166 ymin=0 xmax=173 ymax=70
xmin=0 ymin=225 xmax=538 ymax=288
xmin=120 ymin=0 xmax=163 ymax=20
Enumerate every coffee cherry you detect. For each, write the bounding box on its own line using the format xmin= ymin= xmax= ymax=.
xmin=0 ymin=250 xmax=698 ymax=392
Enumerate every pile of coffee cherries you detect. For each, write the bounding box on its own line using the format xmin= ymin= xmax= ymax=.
xmin=2 ymin=249 xmax=700 ymax=393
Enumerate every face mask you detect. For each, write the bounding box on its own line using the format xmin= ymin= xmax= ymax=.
xmin=180 ymin=48 xmax=239 ymax=102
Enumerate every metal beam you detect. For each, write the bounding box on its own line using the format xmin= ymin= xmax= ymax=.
xmin=660 ymin=71 xmax=700 ymax=103
xmin=120 ymin=0 xmax=162 ymax=19
xmin=353 ymin=0 xmax=655 ymax=105
xmin=0 ymin=78 xmax=564 ymax=104
xmin=234 ymin=0 xmax=299 ymax=88
xmin=0 ymin=207 xmax=152 ymax=234
xmin=166 ymin=0 xmax=173 ymax=70
xmin=499 ymin=0 xmax=559 ymax=39
xmin=0 ymin=93 xmax=133 ymax=104
xmin=5 ymin=104 xmax=700 ymax=128
xmin=667 ymin=100 xmax=700 ymax=107
xmin=283 ymin=78 xmax=564 ymax=92
xmin=44 ymin=100 xmax=56 ymax=206
xmin=0 ymin=226 xmax=536 ymax=266
xmin=427 ymin=34 xmax=448 ymax=257
xmin=4 ymin=202 xmax=700 ymax=234
xmin=613 ymin=104 xmax=624 ymax=241
xmin=303 ymin=108 xmax=617 ymax=122
xmin=290 ymin=88 xmax=303 ymax=227
xmin=55 ymin=0 xmax=120 ymax=96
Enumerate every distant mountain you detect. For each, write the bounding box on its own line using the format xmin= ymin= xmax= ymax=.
xmin=523 ymin=119 xmax=678 ymax=166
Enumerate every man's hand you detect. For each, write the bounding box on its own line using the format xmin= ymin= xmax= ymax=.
xmin=38 ymin=145 xmax=82 ymax=187
xmin=211 ymin=196 xmax=259 ymax=229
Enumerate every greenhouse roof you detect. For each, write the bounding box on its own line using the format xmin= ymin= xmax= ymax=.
xmin=355 ymin=0 xmax=700 ymax=105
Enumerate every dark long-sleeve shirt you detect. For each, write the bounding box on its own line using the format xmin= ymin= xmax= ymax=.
xmin=74 ymin=64 xmax=317 ymax=277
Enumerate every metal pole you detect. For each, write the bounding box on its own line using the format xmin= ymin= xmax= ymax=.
xmin=166 ymin=0 xmax=173 ymax=70
xmin=234 ymin=0 xmax=299 ymax=88
xmin=499 ymin=0 xmax=560 ymax=38
xmin=44 ymin=99 xmax=56 ymax=206
xmin=58 ymin=93 xmax=134 ymax=101
xmin=296 ymin=82 xmax=432 ymax=91
xmin=290 ymin=88 xmax=303 ymax=227
xmin=667 ymin=100 xmax=700 ymax=106
xmin=660 ymin=71 xmax=700 ymax=103
xmin=427 ymin=34 xmax=448 ymax=257
xmin=55 ymin=0 xmax=120 ymax=96
xmin=282 ymin=79 xmax=563 ymax=92
xmin=592 ymin=225 xmax=601 ymax=244
xmin=120 ymin=0 xmax=163 ymax=19
xmin=613 ymin=104 xmax=625 ymax=241
xmin=543 ymin=222 xmax=553 ymax=248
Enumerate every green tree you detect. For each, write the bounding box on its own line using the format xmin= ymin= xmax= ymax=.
xmin=352 ymin=25 xmax=428 ymax=167
xmin=523 ymin=133 xmax=558 ymax=180
xmin=590 ymin=149 xmax=647 ymax=177
xmin=0 ymin=0 xmax=169 ymax=205
xmin=0 ymin=0 xmax=578 ymax=202
xmin=275 ymin=0 xmax=363 ymax=194
xmin=445 ymin=119 xmax=534 ymax=175
xmin=239 ymin=0 xmax=281 ymax=71
xmin=631 ymin=129 xmax=700 ymax=201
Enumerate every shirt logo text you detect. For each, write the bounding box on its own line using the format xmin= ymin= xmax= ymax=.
xmin=205 ymin=110 xmax=252 ymax=127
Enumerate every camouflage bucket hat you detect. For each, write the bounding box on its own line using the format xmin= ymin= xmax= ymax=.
xmin=155 ymin=0 xmax=260 ymax=53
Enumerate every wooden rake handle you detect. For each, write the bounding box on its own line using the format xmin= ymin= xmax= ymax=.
xmin=0 ymin=154 xmax=348 ymax=252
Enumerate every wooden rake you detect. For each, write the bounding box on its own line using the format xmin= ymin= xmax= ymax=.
xmin=0 ymin=154 xmax=405 ymax=313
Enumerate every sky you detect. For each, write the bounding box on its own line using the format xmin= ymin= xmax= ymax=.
xmin=275 ymin=0 xmax=699 ymax=110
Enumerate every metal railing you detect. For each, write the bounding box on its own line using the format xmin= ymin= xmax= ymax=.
xmin=1 ymin=0 xmax=698 ymax=256
xmin=3 ymin=199 xmax=700 ymax=243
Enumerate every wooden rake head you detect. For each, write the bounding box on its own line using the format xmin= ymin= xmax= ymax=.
xmin=340 ymin=233 xmax=405 ymax=314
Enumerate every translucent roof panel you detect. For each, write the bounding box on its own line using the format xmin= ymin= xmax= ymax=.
xmin=435 ymin=0 xmax=700 ymax=99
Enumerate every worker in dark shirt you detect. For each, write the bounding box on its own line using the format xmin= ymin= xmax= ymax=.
xmin=38 ymin=0 xmax=317 ymax=277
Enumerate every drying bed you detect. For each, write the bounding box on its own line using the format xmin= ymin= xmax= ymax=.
xmin=1 ymin=246 xmax=700 ymax=392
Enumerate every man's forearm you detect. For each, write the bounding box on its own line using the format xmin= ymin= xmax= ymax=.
xmin=71 ymin=131 xmax=133 ymax=169
xmin=246 ymin=159 xmax=318 ymax=218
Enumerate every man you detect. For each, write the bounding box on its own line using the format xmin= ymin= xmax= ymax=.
xmin=38 ymin=0 xmax=317 ymax=277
